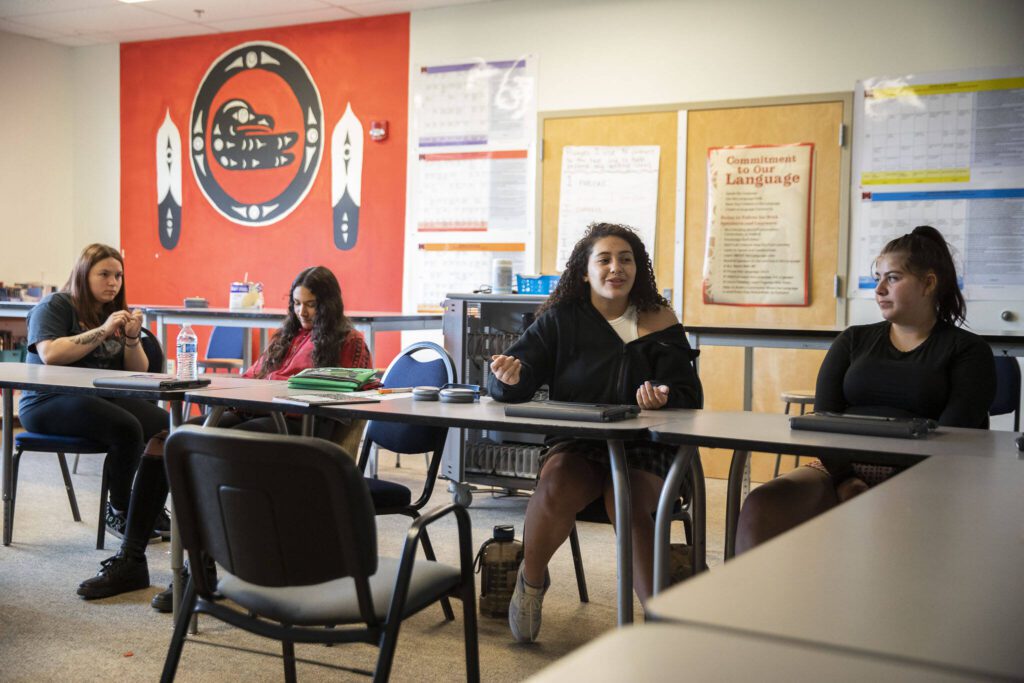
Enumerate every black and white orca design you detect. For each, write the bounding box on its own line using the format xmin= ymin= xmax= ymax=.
xmin=190 ymin=42 xmax=323 ymax=226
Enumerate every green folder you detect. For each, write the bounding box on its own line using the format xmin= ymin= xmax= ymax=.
xmin=287 ymin=367 xmax=380 ymax=391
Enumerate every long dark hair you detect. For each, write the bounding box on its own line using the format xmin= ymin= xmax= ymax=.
xmin=879 ymin=225 xmax=966 ymax=326
xmin=256 ymin=266 xmax=353 ymax=377
xmin=63 ymin=243 xmax=126 ymax=330
xmin=539 ymin=223 xmax=668 ymax=315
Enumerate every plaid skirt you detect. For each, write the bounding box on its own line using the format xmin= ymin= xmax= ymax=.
xmin=803 ymin=459 xmax=899 ymax=488
xmin=539 ymin=438 xmax=683 ymax=480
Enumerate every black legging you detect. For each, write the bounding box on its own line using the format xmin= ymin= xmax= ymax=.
xmin=19 ymin=395 xmax=168 ymax=510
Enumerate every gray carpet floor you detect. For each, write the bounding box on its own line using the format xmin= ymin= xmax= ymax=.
xmin=0 ymin=442 xmax=728 ymax=682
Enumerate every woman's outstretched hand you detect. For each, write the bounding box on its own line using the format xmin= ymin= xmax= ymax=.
xmin=490 ymin=354 xmax=522 ymax=386
xmin=637 ymin=381 xmax=669 ymax=410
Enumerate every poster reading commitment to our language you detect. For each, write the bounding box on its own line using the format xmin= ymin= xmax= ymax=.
xmin=702 ymin=143 xmax=814 ymax=306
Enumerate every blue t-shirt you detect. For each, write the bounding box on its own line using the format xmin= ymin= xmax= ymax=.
xmin=19 ymin=292 xmax=125 ymax=412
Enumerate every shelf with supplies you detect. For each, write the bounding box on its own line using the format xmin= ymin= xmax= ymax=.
xmin=441 ymin=293 xmax=548 ymax=506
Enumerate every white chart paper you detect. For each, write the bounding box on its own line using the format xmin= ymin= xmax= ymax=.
xmin=556 ymin=146 xmax=660 ymax=269
xmin=405 ymin=56 xmax=537 ymax=314
xmin=850 ymin=67 xmax=1024 ymax=301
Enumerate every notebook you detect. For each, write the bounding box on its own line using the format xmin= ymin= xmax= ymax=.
xmin=790 ymin=412 xmax=937 ymax=439
xmin=92 ymin=374 xmax=211 ymax=390
xmin=504 ymin=401 xmax=641 ymax=423
xmin=272 ymin=391 xmax=381 ymax=406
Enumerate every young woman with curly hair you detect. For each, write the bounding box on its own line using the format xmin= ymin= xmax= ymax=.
xmin=487 ymin=223 xmax=702 ymax=643
xmin=77 ymin=266 xmax=372 ymax=605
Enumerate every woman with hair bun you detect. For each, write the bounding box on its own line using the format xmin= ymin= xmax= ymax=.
xmin=736 ymin=225 xmax=996 ymax=553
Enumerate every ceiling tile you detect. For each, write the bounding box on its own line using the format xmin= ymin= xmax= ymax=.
xmin=206 ymin=7 xmax=362 ymax=33
xmin=0 ymin=17 xmax=64 ymax=38
xmin=111 ymin=22 xmax=220 ymax=43
xmin=136 ymin=0 xmax=334 ymax=23
xmin=0 ymin=0 xmax=113 ymax=20
xmin=10 ymin=4 xmax=178 ymax=33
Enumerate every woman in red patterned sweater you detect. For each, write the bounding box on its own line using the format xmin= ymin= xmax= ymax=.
xmin=76 ymin=266 xmax=372 ymax=604
xmin=218 ymin=265 xmax=373 ymax=432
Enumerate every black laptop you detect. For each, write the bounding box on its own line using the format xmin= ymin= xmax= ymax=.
xmin=504 ymin=401 xmax=641 ymax=423
xmin=790 ymin=412 xmax=937 ymax=439
xmin=93 ymin=374 xmax=211 ymax=390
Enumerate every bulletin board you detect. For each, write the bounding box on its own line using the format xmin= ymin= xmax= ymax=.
xmin=540 ymin=110 xmax=678 ymax=283
xmin=540 ymin=95 xmax=853 ymax=481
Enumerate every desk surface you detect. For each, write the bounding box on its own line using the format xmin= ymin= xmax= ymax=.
xmin=187 ymin=388 xmax=663 ymax=439
xmin=649 ymin=410 xmax=1020 ymax=466
xmin=0 ymin=362 xmax=262 ymax=399
xmin=646 ymin=452 xmax=1024 ymax=680
xmin=142 ymin=305 xmax=442 ymax=324
xmin=527 ymin=623 xmax=992 ymax=682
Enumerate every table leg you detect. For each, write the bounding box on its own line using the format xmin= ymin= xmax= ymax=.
xmin=2 ymin=389 xmax=13 ymax=546
xmin=300 ymin=414 xmax=312 ymax=437
xmin=724 ymin=449 xmax=751 ymax=560
xmin=690 ymin=455 xmax=707 ymax=574
xmin=743 ymin=347 xmax=754 ymax=412
xmin=272 ymin=412 xmax=289 ymax=435
xmin=243 ymin=329 xmax=253 ymax=370
xmin=202 ymin=407 xmax=225 ymax=427
xmin=607 ymin=439 xmax=633 ymax=626
xmin=653 ymin=445 xmax=696 ymax=595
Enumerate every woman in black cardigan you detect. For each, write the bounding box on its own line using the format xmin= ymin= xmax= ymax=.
xmin=488 ymin=223 xmax=701 ymax=643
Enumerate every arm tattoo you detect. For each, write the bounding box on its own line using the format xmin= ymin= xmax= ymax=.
xmin=70 ymin=328 xmax=107 ymax=346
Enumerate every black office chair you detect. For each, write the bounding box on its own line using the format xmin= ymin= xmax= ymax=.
xmin=567 ymin=349 xmax=706 ymax=601
xmin=990 ymin=355 xmax=1021 ymax=431
xmin=161 ymin=426 xmax=479 ymax=683
xmin=356 ymin=341 xmax=458 ymax=620
xmin=9 ymin=327 xmax=164 ymax=549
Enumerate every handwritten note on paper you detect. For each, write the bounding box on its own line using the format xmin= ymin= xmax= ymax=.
xmin=702 ymin=143 xmax=814 ymax=306
xmin=556 ymin=146 xmax=660 ymax=269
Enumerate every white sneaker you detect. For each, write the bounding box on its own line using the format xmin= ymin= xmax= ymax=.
xmin=508 ymin=562 xmax=549 ymax=643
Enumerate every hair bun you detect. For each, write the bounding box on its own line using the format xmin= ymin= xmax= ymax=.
xmin=911 ymin=225 xmax=944 ymax=243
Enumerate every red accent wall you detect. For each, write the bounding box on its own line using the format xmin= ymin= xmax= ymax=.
xmin=120 ymin=15 xmax=409 ymax=365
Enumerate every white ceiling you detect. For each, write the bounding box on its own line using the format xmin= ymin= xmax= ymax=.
xmin=0 ymin=0 xmax=494 ymax=47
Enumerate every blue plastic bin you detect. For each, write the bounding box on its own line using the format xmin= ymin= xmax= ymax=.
xmin=516 ymin=275 xmax=559 ymax=295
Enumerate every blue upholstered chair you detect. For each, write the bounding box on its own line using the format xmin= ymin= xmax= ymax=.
xmin=990 ymin=355 xmax=1021 ymax=431
xmin=9 ymin=327 xmax=164 ymax=549
xmin=197 ymin=326 xmax=244 ymax=373
xmin=356 ymin=341 xmax=458 ymax=620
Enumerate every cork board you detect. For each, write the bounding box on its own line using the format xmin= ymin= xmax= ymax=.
xmin=541 ymin=111 xmax=678 ymax=284
xmin=683 ymin=101 xmax=845 ymax=329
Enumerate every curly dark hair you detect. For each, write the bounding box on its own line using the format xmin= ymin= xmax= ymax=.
xmin=63 ymin=243 xmax=126 ymax=330
xmin=538 ymin=223 xmax=668 ymax=315
xmin=879 ymin=225 xmax=966 ymax=326
xmin=255 ymin=266 xmax=353 ymax=378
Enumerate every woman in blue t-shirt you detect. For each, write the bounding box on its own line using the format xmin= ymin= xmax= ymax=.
xmin=735 ymin=226 xmax=996 ymax=553
xmin=20 ymin=244 xmax=169 ymax=564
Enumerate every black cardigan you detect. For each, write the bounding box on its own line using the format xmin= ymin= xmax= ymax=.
xmin=487 ymin=300 xmax=701 ymax=409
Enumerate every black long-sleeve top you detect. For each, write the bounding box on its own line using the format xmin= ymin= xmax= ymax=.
xmin=814 ymin=320 xmax=996 ymax=481
xmin=487 ymin=300 xmax=702 ymax=410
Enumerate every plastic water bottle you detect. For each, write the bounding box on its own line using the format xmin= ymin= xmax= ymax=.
xmin=176 ymin=324 xmax=198 ymax=381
